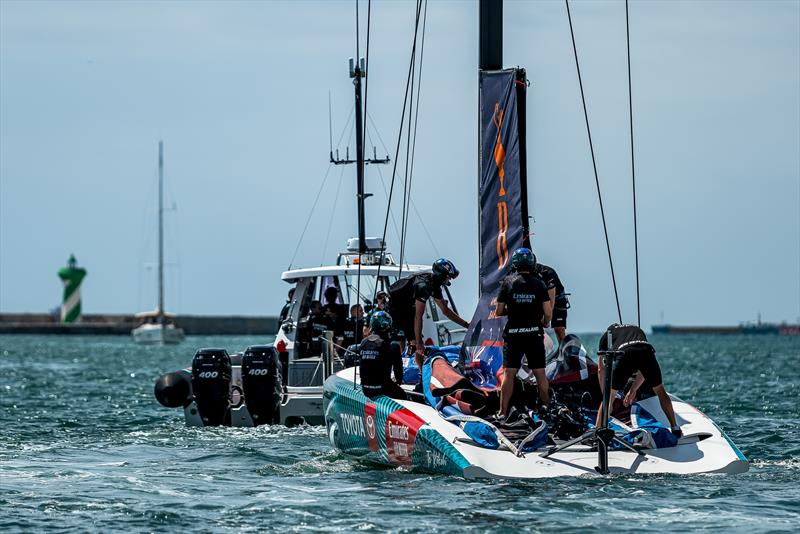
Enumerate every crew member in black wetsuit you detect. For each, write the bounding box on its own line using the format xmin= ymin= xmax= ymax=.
xmin=534 ymin=261 xmax=568 ymax=343
xmin=595 ymin=323 xmax=681 ymax=437
xmin=342 ymin=304 xmax=365 ymax=350
xmin=321 ymin=287 xmax=346 ymax=337
xmin=359 ymin=311 xmax=405 ymax=400
xmin=495 ymin=248 xmax=553 ymax=417
xmin=279 ymin=288 xmax=295 ymax=323
xmin=388 ymin=259 xmax=470 ymax=375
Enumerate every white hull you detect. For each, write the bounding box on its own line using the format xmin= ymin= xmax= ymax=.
xmin=132 ymin=323 xmax=185 ymax=345
xmin=323 ymin=368 xmax=749 ymax=479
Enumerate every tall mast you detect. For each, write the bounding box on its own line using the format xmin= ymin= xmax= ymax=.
xmin=479 ymin=0 xmax=502 ymax=70
xmin=352 ymin=58 xmax=367 ymax=254
xmin=331 ymin=58 xmax=390 ymax=252
xmin=158 ymin=140 xmax=165 ymax=326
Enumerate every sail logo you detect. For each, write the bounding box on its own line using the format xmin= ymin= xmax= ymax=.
xmin=493 ymin=102 xmax=509 ymax=269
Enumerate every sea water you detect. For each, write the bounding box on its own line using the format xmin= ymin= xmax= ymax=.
xmin=1 ymin=333 xmax=798 ymax=532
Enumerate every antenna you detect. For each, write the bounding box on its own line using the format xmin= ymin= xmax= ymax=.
xmin=328 ymin=91 xmax=334 ymax=161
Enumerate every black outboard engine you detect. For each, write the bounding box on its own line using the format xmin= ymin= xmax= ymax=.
xmin=191 ymin=348 xmax=231 ymax=426
xmin=241 ymin=345 xmax=282 ymax=425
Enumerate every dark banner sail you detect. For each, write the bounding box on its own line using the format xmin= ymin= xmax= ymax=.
xmin=463 ymin=68 xmax=529 ymax=370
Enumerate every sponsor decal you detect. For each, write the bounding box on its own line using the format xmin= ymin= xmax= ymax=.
xmin=385 ymin=408 xmax=425 ymax=465
xmin=340 ymin=412 xmax=365 ymax=438
xmin=365 ymin=403 xmax=379 ymax=452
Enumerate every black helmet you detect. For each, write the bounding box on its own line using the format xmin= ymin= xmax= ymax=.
xmin=432 ymin=258 xmax=459 ymax=282
xmin=511 ymin=248 xmax=536 ymax=270
xmin=370 ymin=310 xmax=393 ymax=332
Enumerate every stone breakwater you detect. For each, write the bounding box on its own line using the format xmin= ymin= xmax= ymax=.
xmin=0 ymin=313 xmax=278 ymax=335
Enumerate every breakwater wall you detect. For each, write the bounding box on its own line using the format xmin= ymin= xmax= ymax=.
xmin=0 ymin=313 xmax=278 ymax=336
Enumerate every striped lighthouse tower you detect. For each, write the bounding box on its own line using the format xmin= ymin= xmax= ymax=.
xmin=58 ymin=254 xmax=87 ymax=324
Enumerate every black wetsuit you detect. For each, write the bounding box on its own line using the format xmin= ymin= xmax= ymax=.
xmin=359 ymin=333 xmax=406 ymax=399
xmin=535 ymin=263 xmax=568 ymax=328
xmin=279 ymin=301 xmax=291 ymax=323
xmin=342 ymin=316 xmax=364 ymax=349
xmin=321 ymin=303 xmax=346 ymax=337
xmin=599 ymin=324 xmax=664 ymax=391
xmin=497 ymin=271 xmax=550 ymax=369
xmin=388 ymin=273 xmax=445 ymax=343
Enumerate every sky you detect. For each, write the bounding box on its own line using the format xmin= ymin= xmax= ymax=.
xmin=1 ymin=0 xmax=798 ymax=332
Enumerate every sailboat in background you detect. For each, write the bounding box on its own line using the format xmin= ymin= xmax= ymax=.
xmin=132 ymin=141 xmax=185 ymax=345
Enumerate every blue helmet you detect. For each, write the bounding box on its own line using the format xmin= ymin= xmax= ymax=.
xmin=511 ymin=247 xmax=536 ymax=270
xmin=370 ymin=310 xmax=393 ymax=332
xmin=432 ymin=258 xmax=459 ymax=281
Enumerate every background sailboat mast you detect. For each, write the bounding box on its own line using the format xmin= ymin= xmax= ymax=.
xmin=158 ymin=140 xmax=165 ymax=326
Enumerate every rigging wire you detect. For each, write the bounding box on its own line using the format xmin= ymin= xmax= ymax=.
xmin=321 ymin=164 xmax=348 ymax=264
xmin=565 ymin=0 xmax=623 ymax=323
xmin=353 ymin=0 xmax=372 ymax=387
xmin=626 ymin=0 xmax=641 ymax=326
xmin=366 ymin=111 xmax=439 ymax=257
xmin=287 ymin=164 xmax=335 ymax=269
xmin=372 ymin=0 xmax=425 ymax=302
xmin=399 ymin=0 xmax=428 ymax=272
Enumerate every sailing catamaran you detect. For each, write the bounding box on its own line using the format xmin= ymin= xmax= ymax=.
xmin=132 ymin=141 xmax=185 ymax=345
xmin=322 ymin=0 xmax=748 ymax=478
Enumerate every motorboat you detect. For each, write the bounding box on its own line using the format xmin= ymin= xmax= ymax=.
xmin=153 ymin=238 xmax=467 ymax=426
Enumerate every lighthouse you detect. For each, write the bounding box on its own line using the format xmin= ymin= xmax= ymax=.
xmin=58 ymin=255 xmax=87 ymax=323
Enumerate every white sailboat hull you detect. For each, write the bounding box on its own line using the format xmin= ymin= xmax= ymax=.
xmin=323 ymin=368 xmax=749 ymax=479
xmin=132 ymin=323 xmax=186 ymax=345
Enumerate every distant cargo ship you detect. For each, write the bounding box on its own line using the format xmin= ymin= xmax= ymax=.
xmin=652 ymin=322 xmax=800 ymax=336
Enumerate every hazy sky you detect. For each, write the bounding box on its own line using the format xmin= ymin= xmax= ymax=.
xmin=1 ymin=0 xmax=798 ymax=331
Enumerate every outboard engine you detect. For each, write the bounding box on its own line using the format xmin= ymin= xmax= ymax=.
xmin=241 ymin=345 xmax=282 ymax=425
xmin=191 ymin=348 xmax=231 ymax=426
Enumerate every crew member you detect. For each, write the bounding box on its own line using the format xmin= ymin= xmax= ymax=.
xmin=321 ymin=286 xmax=345 ymax=337
xmin=595 ymin=323 xmax=681 ymax=437
xmin=278 ymin=288 xmax=295 ymax=323
xmin=388 ymin=258 xmax=470 ymax=374
xmin=495 ymin=248 xmax=552 ymax=416
xmin=359 ymin=311 xmax=405 ymax=399
xmin=534 ymin=260 xmax=568 ymax=343
xmin=364 ymin=291 xmax=389 ymax=338
xmin=342 ymin=304 xmax=365 ymax=349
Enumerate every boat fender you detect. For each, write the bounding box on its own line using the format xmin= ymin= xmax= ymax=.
xmin=191 ymin=348 xmax=232 ymax=426
xmin=241 ymin=345 xmax=282 ymax=426
xmin=154 ymin=371 xmax=191 ymax=408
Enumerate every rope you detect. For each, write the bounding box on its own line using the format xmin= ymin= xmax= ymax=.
xmin=288 ymin=163 xmax=335 ymax=269
xmin=372 ymin=0 xmax=425 ymax=302
xmin=399 ymin=0 xmax=428 ymax=275
xmin=626 ymin=0 xmax=641 ymax=326
xmin=321 ymin=164 xmax=347 ymax=265
xmin=565 ymin=0 xmax=622 ymax=323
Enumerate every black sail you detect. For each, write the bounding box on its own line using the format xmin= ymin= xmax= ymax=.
xmin=463 ymin=68 xmax=529 ymax=369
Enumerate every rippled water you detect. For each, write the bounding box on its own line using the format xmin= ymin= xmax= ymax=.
xmin=1 ymin=334 xmax=798 ymax=532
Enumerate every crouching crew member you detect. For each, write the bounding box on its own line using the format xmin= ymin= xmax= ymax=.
xmin=533 ymin=260 xmax=568 ymax=343
xmin=359 ymin=311 xmax=406 ymax=400
xmin=495 ymin=248 xmax=553 ymax=416
xmin=595 ymin=323 xmax=681 ymax=437
xmin=388 ymin=258 xmax=470 ymax=375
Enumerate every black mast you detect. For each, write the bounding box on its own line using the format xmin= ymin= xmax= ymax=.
xmin=479 ymin=0 xmax=502 ymax=70
xmin=331 ymin=58 xmax=389 ymax=254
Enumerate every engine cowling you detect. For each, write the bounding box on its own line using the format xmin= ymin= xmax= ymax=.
xmin=191 ymin=348 xmax=231 ymax=426
xmin=241 ymin=345 xmax=283 ymax=425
